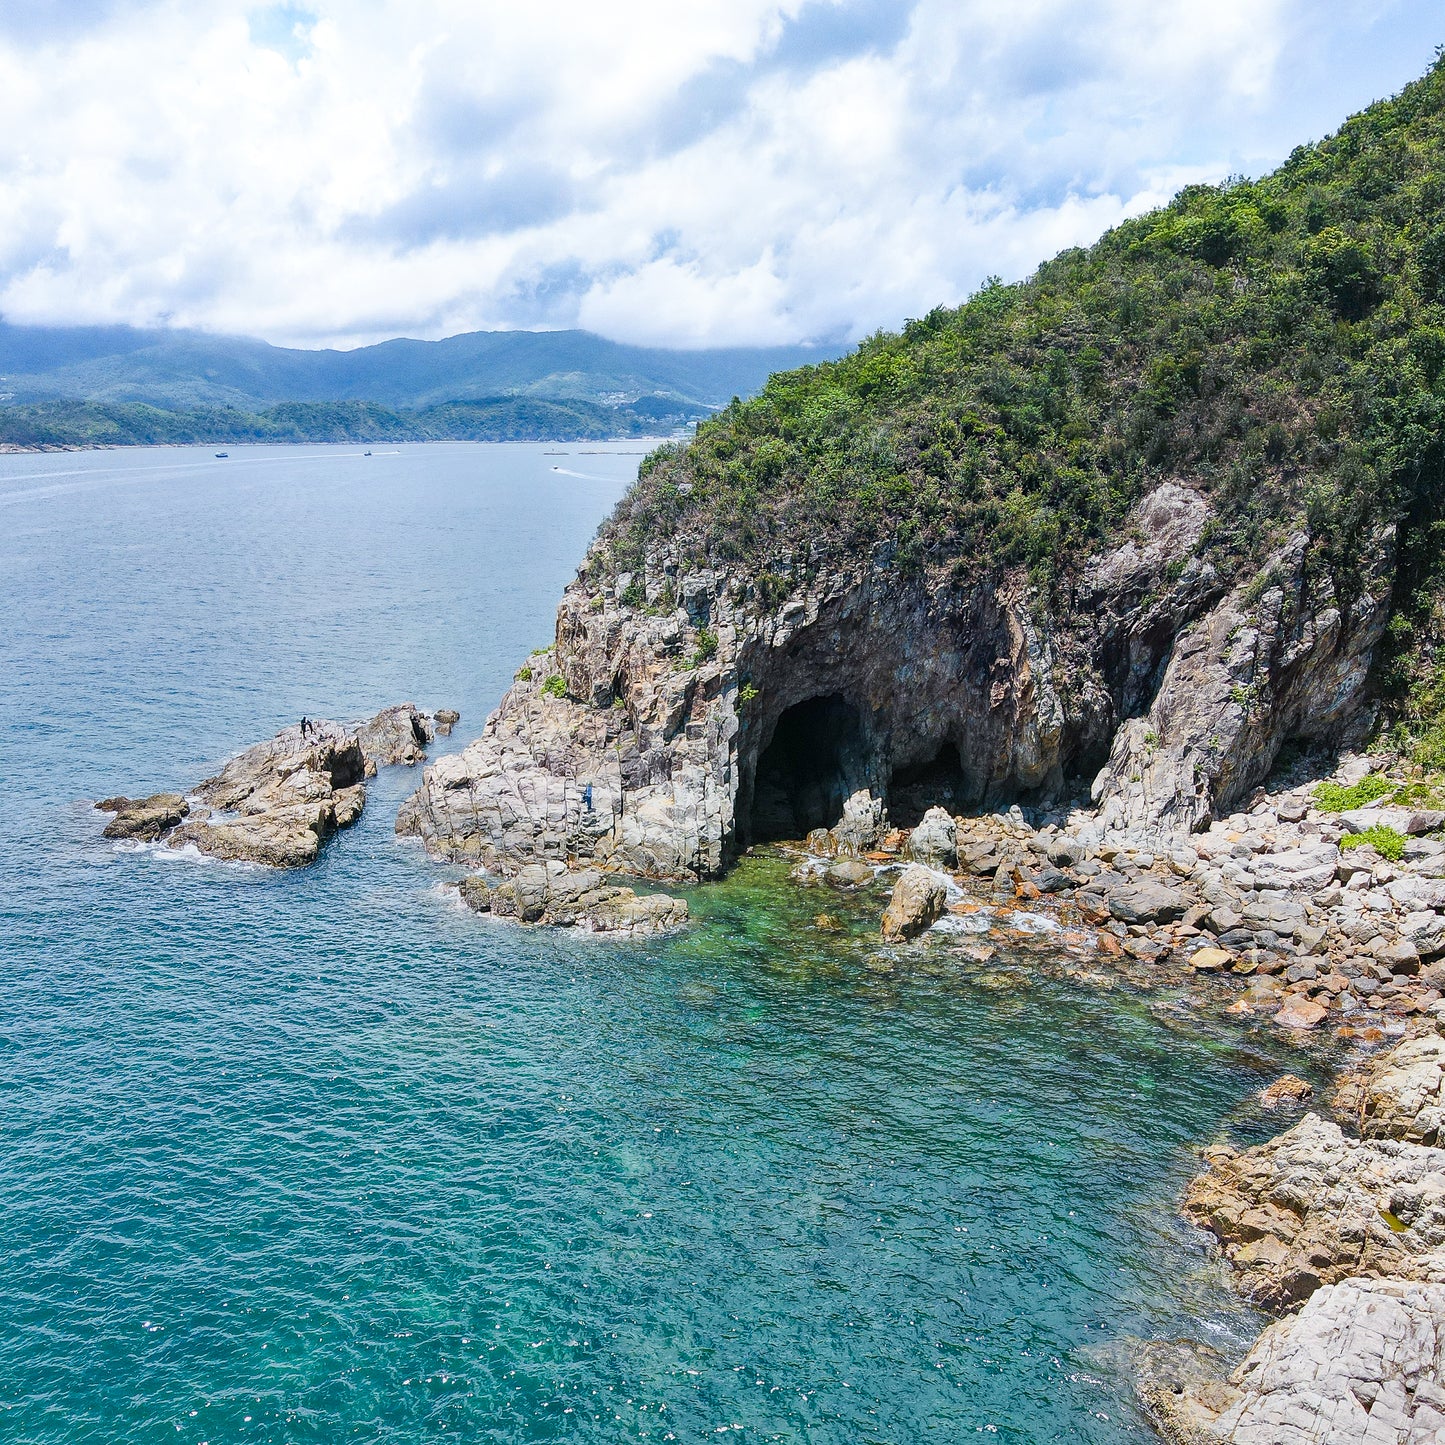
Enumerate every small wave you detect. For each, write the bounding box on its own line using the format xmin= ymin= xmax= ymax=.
xmin=930 ymin=912 xmax=993 ymax=935
xmin=112 ymin=837 xmax=260 ymax=871
xmin=1006 ymin=910 xmax=1064 ymax=935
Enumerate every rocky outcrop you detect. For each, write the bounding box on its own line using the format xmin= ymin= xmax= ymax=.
xmin=398 ymin=480 xmax=1394 ymax=884
xmin=99 ymin=705 xmax=445 ymax=867
xmin=1337 ymin=1037 xmax=1445 ymax=1147
xmin=454 ymin=860 xmax=687 ymax=935
xmin=1140 ymin=1280 xmax=1445 ymax=1443
xmin=163 ymin=721 xmax=367 ymax=867
xmin=1184 ymin=1112 xmax=1445 ymax=1309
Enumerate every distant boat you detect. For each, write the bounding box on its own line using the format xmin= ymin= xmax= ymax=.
xmin=215 ymin=452 xmax=228 ymax=458
xmin=364 ymin=451 xmax=372 ymax=456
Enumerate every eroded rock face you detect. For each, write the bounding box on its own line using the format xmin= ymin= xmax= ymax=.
xmin=398 ymin=481 xmax=1393 ymax=882
xmin=1337 ymin=1037 xmax=1445 ymax=1147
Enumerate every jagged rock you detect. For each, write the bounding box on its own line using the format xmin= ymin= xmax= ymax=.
xmin=356 ymin=703 xmax=434 ymax=768
xmin=1184 ymin=1113 xmax=1445 ymax=1310
xmin=433 ymin=708 xmax=460 ymax=737
xmin=98 ymin=793 xmax=189 ymax=840
xmin=162 ymin=721 xmax=366 ymax=867
xmin=1108 ymin=882 xmax=1189 ymax=923
xmin=880 ymin=865 xmax=947 ymax=942
xmin=831 ymin=790 xmax=888 ymax=857
xmin=1336 ymin=1037 xmax=1445 ymax=1146
xmin=1139 ymin=1280 xmax=1445 ymax=1443
xmin=905 ymin=807 xmax=958 ymax=868
xmin=468 ymin=859 xmax=687 ymax=934
xmin=102 ymin=710 xmax=433 ymax=868
xmin=457 ymin=875 xmax=493 ymax=912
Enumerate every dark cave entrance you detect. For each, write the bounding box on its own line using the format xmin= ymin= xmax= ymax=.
xmin=747 ymin=695 xmax=870 ymax=844
xmin=888 ymin=741 xmax=968 ymax=828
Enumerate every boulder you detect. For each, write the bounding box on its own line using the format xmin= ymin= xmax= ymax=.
xmin=98 ymin=793 xmax=189 ymax=841
xmin=1336 ymin=1036 xmax=1445 ymax=1147
xmin=1258 ymin=1075 xmax=1313 ymax=1109
xmin=1273 ymin=998 xmax=1329 ymax=1031
xmin=457 ymin=876 xmax=492 ymax=913
xmin=832 ymin=790 xmax=888 ymax=858
xmin=904 ymin=807 xmax=958 ymax=869
xmin=433 ymin=708 xmax=461 ymax=736
xmin=825 ymin=858 xmax=874 ymax=889
xmin=880 ymin=865 xmax=948 ymax=942
xmin=1107 ymin=882 xmax=1189 ymax=924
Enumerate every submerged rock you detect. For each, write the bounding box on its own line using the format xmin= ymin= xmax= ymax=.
xmin=880 ymin=865 xmax=947 ymax=942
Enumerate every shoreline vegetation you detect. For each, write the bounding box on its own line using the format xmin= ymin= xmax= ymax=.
xmin=0 ymin=394 xmax=707 ymax=451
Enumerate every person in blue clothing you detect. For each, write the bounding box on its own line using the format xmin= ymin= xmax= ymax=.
xmin=583 ymin=784 xmax=593 ymax=812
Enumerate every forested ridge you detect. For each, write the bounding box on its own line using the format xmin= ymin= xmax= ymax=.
xmin=602 ymin=50 xmax=1445 ymax=760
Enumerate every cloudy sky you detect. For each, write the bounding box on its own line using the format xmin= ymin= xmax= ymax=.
xmin=0 ymin=2 xmax=1438 ymax=350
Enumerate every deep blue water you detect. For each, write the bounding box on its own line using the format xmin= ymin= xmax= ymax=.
xmin=0 ymin=442 xmax=1298 ymax=1443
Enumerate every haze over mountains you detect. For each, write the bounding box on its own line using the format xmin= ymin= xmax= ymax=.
xmin=0 ymin=323 xmax=840 ymax=413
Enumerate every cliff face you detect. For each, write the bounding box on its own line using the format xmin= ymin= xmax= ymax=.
xmin=397 ymin=481 xmax=1393 ymax=880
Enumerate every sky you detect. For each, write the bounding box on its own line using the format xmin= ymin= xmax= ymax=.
xmin=0 ymin=1 xmax=1439 ymax=351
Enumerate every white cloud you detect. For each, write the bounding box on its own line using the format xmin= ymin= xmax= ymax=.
xmin=0 ymin=0 xmax=1435 ymax=349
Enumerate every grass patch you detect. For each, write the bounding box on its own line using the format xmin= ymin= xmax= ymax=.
xmin=1340 ymin=824 xmax=1407 ymax=860
xmin=1313 ymin=775 xmax=1393 ymax=812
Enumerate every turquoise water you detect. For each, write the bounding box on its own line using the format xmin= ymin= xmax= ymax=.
xmin=0 ymin=443 xmax=1297 ymax=1443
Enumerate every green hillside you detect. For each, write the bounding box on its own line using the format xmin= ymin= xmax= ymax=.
xmin=602 ymin=51 xmax=1445 ymax=757
xmin=0 ymin=394 xmax=707 ymax=449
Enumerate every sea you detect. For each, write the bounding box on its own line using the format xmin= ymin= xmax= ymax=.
xmin=0 ymin=442 xmax=1307 ymax=1443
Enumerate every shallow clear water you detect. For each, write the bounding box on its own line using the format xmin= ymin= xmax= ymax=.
xmin=0 ymin=443 xmax=1300 ymax=1443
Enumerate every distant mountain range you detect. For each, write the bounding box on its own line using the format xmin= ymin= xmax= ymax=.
xmin=0 ymin=322 xmax=840 ymax=411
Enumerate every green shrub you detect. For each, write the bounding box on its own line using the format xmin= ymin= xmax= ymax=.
xmin=1313 ymin=775 xmax=1394 ymax=811
xmin=738 ymin=682 xmax=760 ymax=706
xmin=691 ymin=628 xmax=719 ymax=667
xmin=515 ymin=664 xmax=534 ymax=682
xmin=1340 ymin=824 xmax=1406 ymax=860
xmin=540 ymin=674 xmax=567 ymax=699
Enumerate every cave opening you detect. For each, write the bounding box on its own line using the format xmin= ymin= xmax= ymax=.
xmin=747 ymin=695 xmax=869 ymax=844
xmin=888 ymin=741 xmax=968 ymax=827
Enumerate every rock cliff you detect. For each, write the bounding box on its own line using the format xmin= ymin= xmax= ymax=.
xmin=398 ymin=485 xmax=1393 ymax=882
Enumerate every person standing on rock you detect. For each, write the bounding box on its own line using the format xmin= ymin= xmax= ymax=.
xmin=583 ymin=784 xmax=594 ymax=813
xmin=301 ymin=716 xmax=311 ymax=738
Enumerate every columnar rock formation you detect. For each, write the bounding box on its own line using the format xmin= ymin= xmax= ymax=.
xmin=398 ymin=482 xmax=1394 ymax=882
